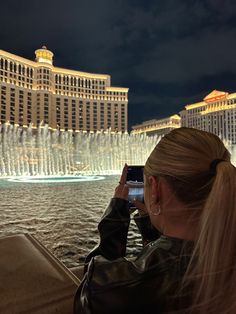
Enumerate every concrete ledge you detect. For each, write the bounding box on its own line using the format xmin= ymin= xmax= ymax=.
xmin=0 ymin=233 xmax=80 ymax=314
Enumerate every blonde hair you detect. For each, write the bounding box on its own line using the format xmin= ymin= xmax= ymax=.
xmin=145 ymin=127 xmax=236 ymax=313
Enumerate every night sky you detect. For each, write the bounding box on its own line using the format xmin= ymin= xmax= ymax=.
xmin=1 ymin=0 xmax=236 ymax=129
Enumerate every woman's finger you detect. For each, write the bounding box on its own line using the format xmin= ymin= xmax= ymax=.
xmin=114 ymin=183 xmax=129 ymax=200
xmin=119 ymin=164 xmax=128 ymax=185
xmin=133 ymin=200 xmax=147 ymax=212
xmin=122 ymin=184 xmax=129 ymax=199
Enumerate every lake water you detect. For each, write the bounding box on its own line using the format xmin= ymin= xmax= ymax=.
xmin=0 ymin=176 xmax=142 ymax=268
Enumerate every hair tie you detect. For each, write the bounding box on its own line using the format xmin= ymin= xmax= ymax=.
xmin=209 ymin=159 xmax=225 ymax=173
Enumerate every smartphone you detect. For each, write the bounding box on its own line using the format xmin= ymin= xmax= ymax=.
xmin=126 ymin=165 xmax=144 ymax=206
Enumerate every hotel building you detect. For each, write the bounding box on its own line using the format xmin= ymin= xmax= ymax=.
xmin=131 ymin=114 xmax=181 ymax=137
xmin=0 ymin=46 xmax=128 ymax=132
xmin=180 ymin=90 xmax=236 ymax=143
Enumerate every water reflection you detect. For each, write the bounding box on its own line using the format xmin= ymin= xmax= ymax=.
xmin=0 ymin=176 xmax=142 ymax=268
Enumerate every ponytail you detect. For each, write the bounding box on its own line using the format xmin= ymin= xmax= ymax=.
xmin=184 ymin=162 xmax=236 ymax=313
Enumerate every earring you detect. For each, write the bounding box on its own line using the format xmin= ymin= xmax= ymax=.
xmin=150 ymin=203 xmax=161 ymax=216
xmin=156 ymin=204 xmax=161 ymax=215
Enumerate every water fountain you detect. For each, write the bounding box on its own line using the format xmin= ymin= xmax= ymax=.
xmin=1 ymin=123 xmax=236 ymax=182
xmin=0 ymin=123 xmax=160 ymax=180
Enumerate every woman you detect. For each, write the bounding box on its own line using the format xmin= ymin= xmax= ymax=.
xmin=74 ymin=127 xmax=236 ymax=314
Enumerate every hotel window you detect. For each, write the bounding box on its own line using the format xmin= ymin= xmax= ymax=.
xmin=72 ymin=100 xmax=76 ymax=124
xmin=27 ymin=97 xmax=31 ymax=124
xmin=64 ymin=100 xmax=68 ymax=127
xmin=56 ymin=98 xmax=60 ymax=115
xmin=0 ymin=58 xmax=4 ymax=70
xmin=4 ymin=60 xmax=7 ymax=71
xmin=10 ymin=61 xmax=14 ymax=72
xmin=86 ymin=104 xmax=90 ymax=123
xmin=79 ymin=119 xmax=83 ymax=127
xmin=93 ymin=102 xmax=97 ymax=111
xmin=44 ymin=94 xmax=49 ymax=120
xmin=1 ymin=112 xmax=6 ymax=123
xmin=10 ymin=100 xmax=15 ymax=123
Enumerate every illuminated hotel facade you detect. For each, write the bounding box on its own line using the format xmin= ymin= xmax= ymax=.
xmin=0 ymin=46 xmax=128 ymax=132
xmin=131 ymin=90 xmax=236 ymax=143
xmin=131 ymin=114 xmax=181 ymax=137
xmin=180 ymin=90 xmax=236 ymax=143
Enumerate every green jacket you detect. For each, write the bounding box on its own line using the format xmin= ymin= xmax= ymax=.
xmin=74 ymin=198 xmax=193 ymax=314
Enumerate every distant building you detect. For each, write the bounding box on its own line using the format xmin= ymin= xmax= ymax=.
xmin=131 ymin=114 xmax=181 ymax=137
xmin=180 ymin=90 xmax=236 ymax=143
xmin=0 ymin=46 xmax=128 ymax=132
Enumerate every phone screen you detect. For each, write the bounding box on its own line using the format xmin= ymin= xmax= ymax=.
xmin=126 ymin=165 xmax=144 ymax=204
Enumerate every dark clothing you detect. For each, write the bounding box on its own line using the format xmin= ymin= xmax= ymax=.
xmin=74 ymin=198 xmax=193 ymax=314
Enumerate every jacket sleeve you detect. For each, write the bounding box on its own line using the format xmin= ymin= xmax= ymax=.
xmin=74 ymin=245 xmax=167 ymax=314
xmin=84 ymin=198 xmax=130 ymax=272
xmin=134 ymin=214 xmax=161 ymax=246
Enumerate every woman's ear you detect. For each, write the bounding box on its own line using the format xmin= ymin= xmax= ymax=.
xmin=148 ymin=176 xmax=160 ymax=203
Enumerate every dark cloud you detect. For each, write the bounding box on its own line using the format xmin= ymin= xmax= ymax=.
xmin=1 ymin=0 xmax=236 ymax=129
xmin=134 ymin=27 xmax=236 ymax=83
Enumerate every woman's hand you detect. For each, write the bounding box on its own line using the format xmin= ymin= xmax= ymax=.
xmin=133 ymin=200 xmax=149 ymax=216
xmin=113 ymin=164 xmax=129 ymax=200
